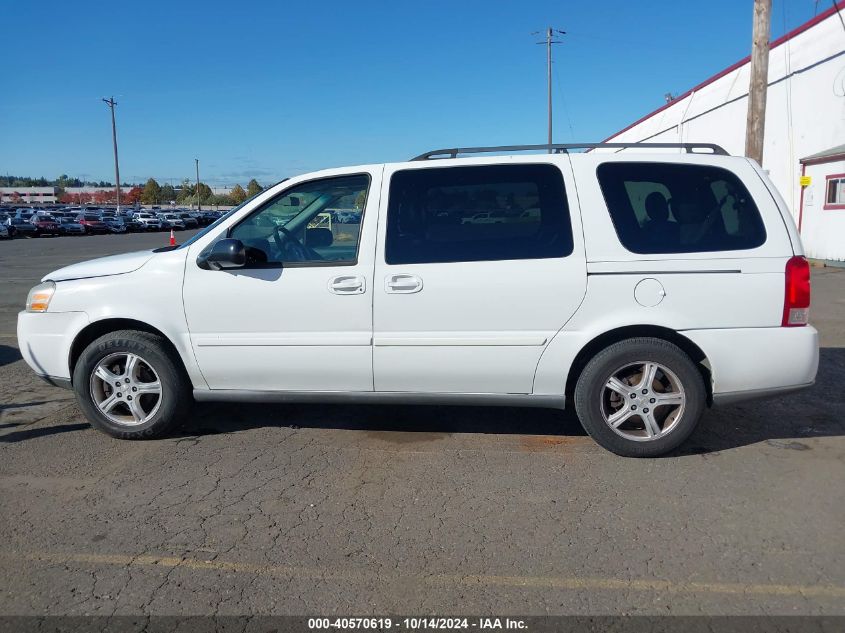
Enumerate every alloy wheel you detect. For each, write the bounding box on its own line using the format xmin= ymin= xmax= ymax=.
xmin=89 ymin=352 xmax=162 ymax=426
xmin=601 ymin=361 xmax=686 ymax=441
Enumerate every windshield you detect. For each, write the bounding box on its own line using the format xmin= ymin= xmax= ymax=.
xmin=84 ymin=215 xmax=100 ymax=221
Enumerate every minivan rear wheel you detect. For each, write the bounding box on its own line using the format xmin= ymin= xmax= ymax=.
xmin=574 ymin=337 xmax=706 ymax=457
xmin=72 ymin=330 xmax=191 ymax=439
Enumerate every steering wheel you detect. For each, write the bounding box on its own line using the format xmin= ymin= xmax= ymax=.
xmin=271 ymin=224 xmax=324 ymax=261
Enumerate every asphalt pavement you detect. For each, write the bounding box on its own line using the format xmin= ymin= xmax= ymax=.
xmin=0 ymin=232 xmax=843 ymax=616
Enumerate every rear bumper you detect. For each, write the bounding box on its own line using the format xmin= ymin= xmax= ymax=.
xmin=17 ymin=311 xmax=90 ymax=384
xmin=711 ymin=381 xmax=814 ymax=405
xmin=683 ymin=326 xmax=819 ymax=405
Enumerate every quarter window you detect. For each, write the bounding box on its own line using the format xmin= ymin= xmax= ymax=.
xmin=229 ymin=174 xmax=369 ymax=265
xmin=597 ymin=162 xmax=767 ymax=254
xmin=385 ymin=164 xmax=573 ymax=265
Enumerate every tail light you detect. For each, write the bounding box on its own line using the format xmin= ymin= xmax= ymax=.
xmin=782 ymin=256 xmax=810 ymax=327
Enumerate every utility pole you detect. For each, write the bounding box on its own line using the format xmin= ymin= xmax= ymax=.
xmin=745 ymin=0 xmax=771 ymax=164
xmin=533 ymin=27 xmax=565 ymax=153
xmin=195 ymin=158 xmax=201 ymax=212
xmin=102 ymin=97 xmax=121 ymax=211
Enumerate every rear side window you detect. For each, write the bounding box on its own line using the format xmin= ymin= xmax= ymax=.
xmin=385 ymin=164 xmax=573 ymax=265
xmin=596 ymin=162 xmax=766 ymax=254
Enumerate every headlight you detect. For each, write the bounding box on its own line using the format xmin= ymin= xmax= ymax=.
xmin=26 ymin=281 xmax=56 ymax=312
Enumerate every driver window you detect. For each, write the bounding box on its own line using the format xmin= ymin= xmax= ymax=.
xmin=229 ymin=174 xmax=369 ymax=265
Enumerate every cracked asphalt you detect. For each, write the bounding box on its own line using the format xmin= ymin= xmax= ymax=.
xmin=0 ymin=232 xmax=843 ymax=616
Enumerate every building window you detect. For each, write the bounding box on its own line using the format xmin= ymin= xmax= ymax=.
xmin=824 ymin=173 xmax=845 ymax=210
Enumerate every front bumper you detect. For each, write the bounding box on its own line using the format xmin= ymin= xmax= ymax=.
xmin=17 ymin=311 xmax=90 ymax=385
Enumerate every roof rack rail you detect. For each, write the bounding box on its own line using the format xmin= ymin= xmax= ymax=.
xmin=411 ymin=142 xmax=729 ymax=161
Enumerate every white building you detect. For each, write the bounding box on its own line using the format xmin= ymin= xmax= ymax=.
xmin=600 ymin=2 xmax=845 ymax=262
xmin=0 ymin=187 xmax=57 ymax=204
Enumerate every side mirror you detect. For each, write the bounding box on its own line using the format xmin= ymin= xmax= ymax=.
xmin=197 ymin=238 xmax=246 ymax=270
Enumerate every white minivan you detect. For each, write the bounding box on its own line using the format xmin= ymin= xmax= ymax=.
xmin=17 ymin=143 xmax=818 ymax=457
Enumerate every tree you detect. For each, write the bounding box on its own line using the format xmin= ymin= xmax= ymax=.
xmin=123 ymin=186 xmax=142 ymax=205
xmin=93 ymin=190 xmax=115 ymax=204
xmin=207 ymin=194 xmax=233 ymax=206
xmin=197 ymin=182 xmax=212 ymax=203
xmin=176 ymin=179 xmax=194 ymax=203
xmin=246 ymin=179 xmax=263 ymax=197
xmin=354 ymin=191 xmax=366 ymax=210
xmin=229 ymin=184 xmax=247 ymax=204
xmin=141 ymin=178 xmax=162 ymax=204
xmin=161 ymin=184 xmax=176 ymax=204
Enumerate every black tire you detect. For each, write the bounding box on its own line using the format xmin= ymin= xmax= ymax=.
xmin=574 ymin=337 xmax=706 ymax=458
xmin=72 ymin=330 xmax=192 ymax=439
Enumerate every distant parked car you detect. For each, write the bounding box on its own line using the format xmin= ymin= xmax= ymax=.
xmin=31 ymin=216 xmax=61 ymax=237
xmin=133 ymin=213 xmax=163 ymax=231
xmin=162 ymin=213 xmax=186 ymax=230
xmin=7 ymin=217 xmax=38 ymax=238
xmin=0 ymin=223 xmax=9 ymax=239
xmin=102 ymin=217 xmax=127 ymax=234
xmin=179 ymin=213 xmax=199 ymax=229
xmin=58 ymin=217 xmax=86 ymax=235
xmin=198 ymin=211 xmax=222 ymax=226
xmin=461 ymin=211 xmax=506 ymax=225
xmin=123 ymin=217 xmax=144 ymax=232
xmin=75 ymin=214 xmax=109 ymax=235
xmin=331 ymin=210 xmax=362 ymax=224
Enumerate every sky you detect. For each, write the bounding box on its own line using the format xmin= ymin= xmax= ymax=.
xmin=0 ymin=0 xmax=832 ymax=187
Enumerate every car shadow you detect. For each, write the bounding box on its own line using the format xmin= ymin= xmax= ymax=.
xmin=0 ymin=400 xmax=50 ymax=413
xmin=0 ymin=345 xmax=22 ymax=368
xmin=177 ymin=348 xmax=845 ymax=455
xmin=180 ymin=400 xmax=587 ymax=439
xmin=0 ymin=423 xmax=90 ymax=444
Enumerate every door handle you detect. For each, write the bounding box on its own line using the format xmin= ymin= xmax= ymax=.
xmin=385 ymin=274 xmax=423 ymax=294
xmin=328 ymin=275 xmax=365 ymax=294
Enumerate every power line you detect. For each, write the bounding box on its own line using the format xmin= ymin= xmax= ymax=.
xmin=552 ymin=55 xmax=576 ymax=141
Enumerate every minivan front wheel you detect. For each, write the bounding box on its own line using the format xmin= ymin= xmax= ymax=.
xmin=73 ymin=330 xmax=191 ymax=439
xmin=574 ymin=338 xmax=706 ymax=457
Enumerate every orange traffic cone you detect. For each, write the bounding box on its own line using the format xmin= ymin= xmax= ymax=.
xmin=169 ymin=229 xmax=176 ymax=246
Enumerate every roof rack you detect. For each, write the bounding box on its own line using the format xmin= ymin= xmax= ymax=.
xmin=411 ymin=142 xmax=729 ymax=161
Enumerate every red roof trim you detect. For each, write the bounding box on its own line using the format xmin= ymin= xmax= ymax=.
xmin=601 ymin=0 xmax=845 ymax=142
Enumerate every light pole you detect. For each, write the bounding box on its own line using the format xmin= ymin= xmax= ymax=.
xmin=102 ymin=97 xmax=121 ymax=211
xmin=195 ymin=158 xmax=201 ymax=212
